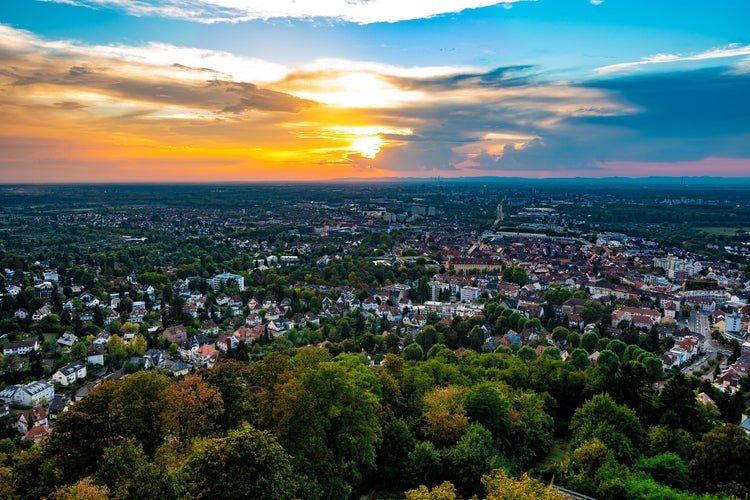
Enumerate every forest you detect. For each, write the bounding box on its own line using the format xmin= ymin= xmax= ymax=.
xmin=1 ymin=320 xmax=749 ymax=499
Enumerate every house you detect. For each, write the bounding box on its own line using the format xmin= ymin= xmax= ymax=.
xmin=87 ymin=343 xmax=105 ymax=365
xmin=669 ymin=336 xmax=701 ymax=365
xmin=144 ymin=348 xmax=165 ymax=369
xmin=57 ymin=333 xmax=78 ymax=348
xmin=48 ymin=395 xmax=70 ymax=420
xmin=32 ymin=304 xmax=52 ymax=321
xmin=170 ymin=360 xmax=191 ymax=377
xmin=13 ymin=309 xmax=28 ymax=320
xmin=611 ymin=306 xmax=662 ymax=328
xmin=52 ymin=361 xmax=87 ymax=386
xmin=163 ymin=324 xmax=188 ymax=345
xmin=200 ymin=319 xmax=219 ymax=335
xmin=561 ymin=298 xmax=587 ymax=316
xmin=193 ymin=344 xmax=219 ymax=368
xmin=16 ymin=406 xmax=48 ymax=434
xmin=24 ymin=424 xmax=50 ymax=443
xmin=129 ymin=307 xmax=147 ymax=323
xmin=2 ymin=338 xmax=40 ymax=356
xmin=105 ymin=310 xmax=120 ymax=326
xmin=0 ymin=381 xmax=55 ymax=407
xmin=267 ymin=319 xmax=289 ymax=336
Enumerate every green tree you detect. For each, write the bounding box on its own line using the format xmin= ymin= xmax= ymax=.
xmin=111 ymin=370 xmax=170 ymax=458
xmin=580 ymin=300 xmax=604 ymax=325
xmin=570 ymin=393 xmax=643 ymax=465
xmin=463 ymin=382 xmax=510 ymax=440
xmin=95 ymin=438 xmax=178 ymax=500
xmin=581 ymin=331 xmax=599 ymax=353
xmin=445 ymin=423 xmax=506 ymax=497
xmin=635 ymin=452 xmax=690 ymax=491
xmin=45 ymin=381 xmax=120 ymax=481
xmin=181 ymin=426 xmax=296 ymax=500
xmin=377 ymin=418 xmax=416 ymax=490
xmin=70 ymin=341 xmax=88 ymax=363
xmin=689 ymin=424 xmax=750 ymax=497
xmin=403 ymin=342 xmax=424 ymax=362
xmin=551 ymin=326 xmax=570 ymax=343
xmin=204 ymin=360 xmax=253 ymax=433
xmin=569 ymin=348 xmax=591 ymax=370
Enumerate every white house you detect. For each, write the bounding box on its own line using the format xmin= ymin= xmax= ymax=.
xmin=2 ymin=338 xmax=39 ymax=356
xmin=0 ymin=381 xmax=55 ymax=407
xmin=52 ymin=361 xmax=87 ymax=386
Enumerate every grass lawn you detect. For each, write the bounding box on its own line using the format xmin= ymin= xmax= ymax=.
xmin=532 ymin=439 xmax=570 ymax=473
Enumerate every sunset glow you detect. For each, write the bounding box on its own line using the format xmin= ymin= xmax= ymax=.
xmin=1 ymin=1 xmax=750 ymax=182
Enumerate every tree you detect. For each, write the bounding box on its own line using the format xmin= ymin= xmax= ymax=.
xmin=406 ymin=481 xmax=457 ymax=500
xmin=580 ymin=300 xmax=604 ymax=325
xmin=483 ymin=469 xmax=565 ymax=500
xmin=48 ymin=478 xmax=109 ymax=500
xmin=10 ymin=443 xmax=63 ymax=500
xmin=44 ymin=381 xmax=120 ymax=481
xmin=70 ymin=341 xmax=88 ymax=363
xmin=517 ymin=345 xmax=537 ymax=363
xmin=551 ymin=326 xmax=570 ymax=343
xmin=689 ymin=424 xmax=750 ymax=497
xmin=204 ymin=360 xmax=253 ymax=433
xmin=635 ymin=452 xmax=690 ymax=491
xmin=581 ymin=331 xmax=599 ymax=353
xmin=377 ymin=418 xmax=416 ymax=490
xmin=403 ymin=342 xmax=424 ymax=362
xmin=269 ymin=360 xmax=381 ymax=495
xmin=569 ymin=348 xmax=591 ymax=370
xmin=570 ymin=393 xmax=643 ymax=465
xmin=463 ymin=382 xmax=510 ymax=440
xmin=111 ymin=370 xmax=170 ymax=458
xmin=164 ymin=374 xmax=224 ymax=443
xmin=95 ymin=438 xmax=178 ymax=500
xmin=421 ymin=386 xmax=469 ymax=447
xmin=106 ymin=334 xmax=127 ymax=367
xmin=445 ymin=423 xmax=506 ymax=497
xmin=181 ymin=426 xmax=296 ymax=500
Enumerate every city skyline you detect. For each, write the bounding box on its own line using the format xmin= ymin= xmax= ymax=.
xmin=2 ymin=0 xmax=750 ymax=182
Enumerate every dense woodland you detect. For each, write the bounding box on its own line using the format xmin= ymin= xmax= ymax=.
xmin=1 ymin=346 xmax=748 ymax=499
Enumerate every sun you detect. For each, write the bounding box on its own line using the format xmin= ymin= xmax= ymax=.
xmin=351 ymin=135 xmax=384 ymax=159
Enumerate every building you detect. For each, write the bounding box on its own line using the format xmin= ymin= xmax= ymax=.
xmin=0 ymin=381 xmax=55 ymax=407
xmin=449 ymin=257 xmax=503 ymax=274
xmin=725 ymin=313 xmax=743 ymax=339
xmin=2 ymin=338 xmax=40 ymax=356
xmin=52 ymin=361 xmax=87 ymax=386
xmin=210 ymin=273 xmax=245 ymax=292
xmin=163 ymin=324 xmax=188 ymax=345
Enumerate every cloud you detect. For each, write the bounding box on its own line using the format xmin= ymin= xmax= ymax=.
xmin=597 ymin=43 xmax=750 ymax=74
xmin=3 ymin=23 xmax=748 ymax=181
xmin=45 ymin=0 xmax=532 ymax=24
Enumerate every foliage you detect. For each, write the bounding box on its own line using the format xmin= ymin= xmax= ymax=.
xmin=180 ymin=426 xmax=296 ymax=500
xmin=164 ymin=374 xmax=224 ymax=443
xmin=689 ymin=424 xmax=750 ymax=497
xmin=405 ymin=481 xmax=457 ymax=500
xmin=483 ymin=469 xmax=565 ymax=500
xmin=570 ymin=393 xmax=643 ymax=465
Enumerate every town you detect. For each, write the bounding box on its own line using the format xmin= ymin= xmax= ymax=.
xmin=0 ymin=180 xmax=749 ymax=498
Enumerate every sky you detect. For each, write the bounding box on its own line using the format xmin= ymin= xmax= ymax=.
xmin=1 ymin=0 xmax=750 ymax=183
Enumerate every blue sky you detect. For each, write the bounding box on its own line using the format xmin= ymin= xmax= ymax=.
xmin=1 ymin=0 xmax=749 ymax=181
